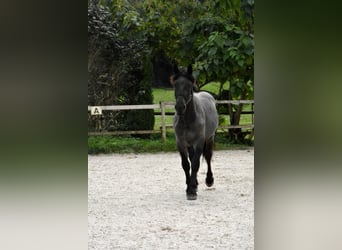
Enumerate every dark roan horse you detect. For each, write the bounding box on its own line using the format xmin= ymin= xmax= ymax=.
xmin=172 ymin=64 xmax=218 ymax=200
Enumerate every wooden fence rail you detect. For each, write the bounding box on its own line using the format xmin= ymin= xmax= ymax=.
xmin=88 ymin=100 xmax=254 ymax=142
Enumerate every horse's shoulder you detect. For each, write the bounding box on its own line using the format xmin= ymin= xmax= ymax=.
xmin=193 ymin=92 xmax=216 ymax=111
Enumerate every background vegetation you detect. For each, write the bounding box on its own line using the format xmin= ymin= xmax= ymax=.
xmin=88 ymin=0 xmax=254 ymax=152
xmin=88 ymin=3 xmax=154 ymax=132
xmin=88 ymin=132 xmax=252 ymax=154
xmin=88 ymin=85 xmax=254 ymax=154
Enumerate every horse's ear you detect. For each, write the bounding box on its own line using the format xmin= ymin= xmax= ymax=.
xmin=170 ymin=75 xmax=175 ymax=86
xmin=187 ymin=65 xmax=193 ymax=75
xmin=173 ymin=63 xmax=179 ymax=74
xmin=193 ymin=80 xmax=199 ymax=91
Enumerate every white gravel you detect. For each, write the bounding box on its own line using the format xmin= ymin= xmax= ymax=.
xmin=88 ymin=149 xmax=254 ymax=250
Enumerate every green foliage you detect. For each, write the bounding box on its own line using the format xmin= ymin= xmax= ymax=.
xmin=88 ymin=2 xmax=154 ymax=132
xmin=188 ymin=1 xmax=254 ymax=101
xmin=99 ymin=0 xmax=254 ymax=101
xmin=90 ymin=0 xmax=254 ymax=144
xmin=126 ymin=109 xmax=154 ymax=131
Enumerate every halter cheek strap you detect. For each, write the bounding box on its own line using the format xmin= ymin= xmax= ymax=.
xmin=185 ymin=94 xmax=193 ymax=105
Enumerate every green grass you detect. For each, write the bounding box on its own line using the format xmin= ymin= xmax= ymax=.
xmin=88 ymin=133 xmax=177 ymax=154
xmin=200 ymin=81 xmax=229 ymax=95
xmin=152 ymin=88 xmax=176 ymax=130
xmin=152 ymin=82 xmax=229 ymax=102
xmin=152 ymin=88 xmax=175 ymax=103
xmin=152 ymin=87 xmax=253 ymax=128
xmin=154 ymin=115 xmax=174 ymax=130
xmin=88 ymin=132 xmax=252 ymax=154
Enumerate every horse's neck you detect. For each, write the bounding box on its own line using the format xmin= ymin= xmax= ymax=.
xmin=183 ymin=98 xmax=197 ymax=122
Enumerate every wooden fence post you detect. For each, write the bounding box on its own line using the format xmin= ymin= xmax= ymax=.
xmin=160 ymin=101 xmax=166 ymax=142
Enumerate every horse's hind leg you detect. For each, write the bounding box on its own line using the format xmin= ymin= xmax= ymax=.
xmin=204 ymin=138 xmax=214 ymax=187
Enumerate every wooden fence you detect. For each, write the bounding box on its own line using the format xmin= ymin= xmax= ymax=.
xmin=88 ymin=100 xmax=254 ymax=142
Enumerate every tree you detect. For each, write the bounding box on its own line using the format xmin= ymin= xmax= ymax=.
xmin=189 ymin=0 xmax=254 ymax=143
xmin=88 ymin=2 xmax=154 ymax=132
xmin=135 ymin=0 xmax=254 ymax=143
xmin=95 ymin=0 xmax=254 ymax=143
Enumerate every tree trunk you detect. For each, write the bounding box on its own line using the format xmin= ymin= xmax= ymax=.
xmin=227 ymin=90 xmax=247 ymax=144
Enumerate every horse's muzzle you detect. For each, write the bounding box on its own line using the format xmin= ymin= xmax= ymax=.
xmin=175 ymin=97 xmax=186 ymax=116
xmin=175 ymin=104 xmax=186 ymax=116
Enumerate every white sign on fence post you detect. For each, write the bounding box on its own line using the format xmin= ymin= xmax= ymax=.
xmin=91 ymin=107 xmax=102 ymax=115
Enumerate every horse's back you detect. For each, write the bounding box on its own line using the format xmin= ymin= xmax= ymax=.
xmin=194 ymin=92 xmax=218 ymax=139
xmin=196 ymin=91 xmax=215 ymax=104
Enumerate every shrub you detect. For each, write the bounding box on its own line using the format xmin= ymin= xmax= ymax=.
xmin=88 ymin=2 xmax=154 ymax=132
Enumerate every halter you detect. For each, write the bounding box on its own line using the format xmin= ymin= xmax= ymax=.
xmin=185 ymin=94 xmax=193 ymax=106
xmin=175 ymin=93 xmax=193 ymax=117
xmin=176 ymin=92 xmax=193 ymax=106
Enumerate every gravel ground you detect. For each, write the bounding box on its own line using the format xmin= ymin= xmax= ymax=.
xmin=88 ymin=149 xmax=254 ymax=250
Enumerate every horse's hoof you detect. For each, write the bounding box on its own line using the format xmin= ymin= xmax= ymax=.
xmin=186 ymin=193 xmax=197 ymax=200
xmin=186 ymin=185 xmax=198 ymax=193
xmin=205 ymin=177 xmax=214 ymax=187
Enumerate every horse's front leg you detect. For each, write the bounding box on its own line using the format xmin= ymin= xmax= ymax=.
xmin=178 ymin=147 xmax=191 ymax=188
xmin=187 ymin=145 xmax=203 ymax=200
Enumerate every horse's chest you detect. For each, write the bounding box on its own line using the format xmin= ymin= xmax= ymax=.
xmin=178 ymin=127 xmax=196 ymax=140
xmin=175 ymin=122 xmax=204 ymax=144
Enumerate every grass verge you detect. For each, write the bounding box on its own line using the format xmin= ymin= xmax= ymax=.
xmin=88 ymin=132 xmax=252 ymax=154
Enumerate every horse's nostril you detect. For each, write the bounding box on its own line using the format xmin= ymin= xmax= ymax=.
xmin=175 ymin=103 xmax=185 ymax=114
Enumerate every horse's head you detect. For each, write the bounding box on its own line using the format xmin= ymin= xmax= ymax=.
xmin=171 ymin=64 xmax=195 ymax=116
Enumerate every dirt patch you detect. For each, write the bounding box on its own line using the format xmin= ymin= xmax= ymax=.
xmin=88 ymin=149 xmax=254 ymax=249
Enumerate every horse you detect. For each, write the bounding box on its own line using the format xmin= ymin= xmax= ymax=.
xmin=171 ymin=64 xmax=218 ymax=200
